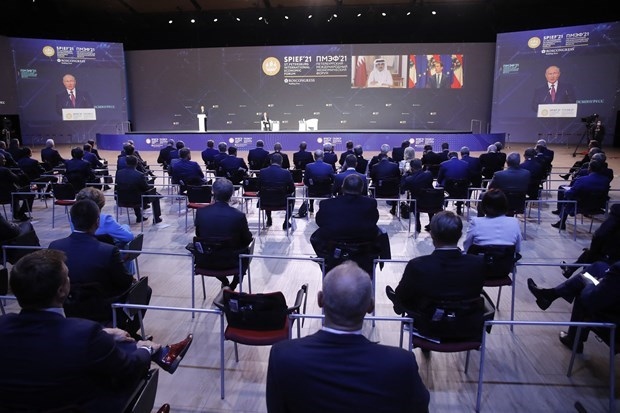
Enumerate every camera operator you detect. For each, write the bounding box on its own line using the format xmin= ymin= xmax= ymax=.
xmin=591 ymin=119 xmax=605 ymax=147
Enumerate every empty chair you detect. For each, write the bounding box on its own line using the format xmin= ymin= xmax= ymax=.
xmin=51 ymin=183 xmax=77 ymax=228
xmin=185 ymin=185 xmax=212 ymax=231
xmin=122 ymin=233 xmax=144 ymax=279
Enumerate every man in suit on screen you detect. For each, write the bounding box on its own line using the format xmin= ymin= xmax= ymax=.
xmin=531 ymin=65 xmax=576 ymax=112
xmin=56 ymin=73 xmax=94 ymax=117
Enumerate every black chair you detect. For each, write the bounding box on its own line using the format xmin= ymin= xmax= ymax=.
xmin=574 ymin=189 xmax=610 ymax=233
xmin=504 ymin=190 xmax=527 ymax=217
xmin=123 ymin=368 xmax=159 ymax=413
xmin=51 ymin=183 xmax=77 ymax=228
xmin=412 ymin=187 xmax=445 ymax=236
xmin=371 ymin=177 xmax=401 ymax=217
xmin=386 ymin=285 xmax=495 ymax=374
xmin=114 ymin=276 xmax=151 ymax=340
xmin=241 ymin=177 xmax=260 ymax=212
xmin=115 ymin=188 xmax=143 ymax=225
xmin=258 ymin=183 xmax=293 ymax=235
xmin=122 ymin=233 xmax=144 ymax=279
xmin=467 ymin=244 xmax=519 ymax=330
xmin=185 ymin=185 xmax=212 ymax=230
xmin=443 ymin=178 xmax=470 ymax=213
xmin=317 ymin=238 xmax=382 ymax=277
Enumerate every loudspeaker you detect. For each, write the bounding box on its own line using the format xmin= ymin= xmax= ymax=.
xmin=0 ymin=114 xmax=21 ymax=144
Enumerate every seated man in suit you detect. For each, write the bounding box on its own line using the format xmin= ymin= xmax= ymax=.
xmin=218 ymin=146 xmax=249 ymax=185
xmin=18 ymin=146 xmax=56 ymax=193
xmin=117 ymin=144 xmax=154 ymax=184
xmin=247 ymin=139 xmax=270 ymax=171
xmin=395 ymin=211 xmax=486 ymax=340
xmin=311 ymin=174 xmax=389 ymax=276
xmin=352 ymin=145 xmax=369 ymax=176
xmin=268 ymin=142 xmax=290 ymax=170
xmin=293 ymin=141 xmax=314 ymax=171
xmin=478 ymin=152 xmax=531 ymax=217
xmin=369 ymin=148 xmax=401 ymax=215
xmin=41 ymin=138 xmax=65 ymax=169
xmin=333 ymin=154 xmax=368 ymax=196
xmin=368 ymin=143 xmax=392 ymax=175
xmin=420 ymin=144 xmax=442 ymax=179
xmin=171 ymin=147 xmax=207 ymax=191
xmin=322 ymin=142 xmax=338 ymax=172
xmin=0 ymin=153 xmax=34 ymax=222
xmin=437 ymin=151 xmax=470 ymax=216
xmin=528 ymin=260 xmax=620 ymax=353
xmin=194 ymin=178 xmax=253 ymax=290
xmin=338 ymin=140 xmax=355 ymax=169
xmin=519 ymin=147 xmax=545 ymax=200
xmin=212 ymin=142 xmax=229 ymax=175
xmin=479 ymin=144 xmax=505 ymax=183
xmin=302 ymin=149 xmax=334 ymax=214
xmin=259 ymin=153 xmax=295 ymax=230
xmin=157 ymin=139 xmax=175 ymax=171
xmin=267 ymin=260 xmax=430 ymax=413
xmin=115 ymin=155 xmax=163 ymax=224
xmin=64 ymin=146 xmax=98 ymax=191
xmin=201 ymin=139 xmax=219 ymax=171
xmin=460 ymin=146 xmax=482 ymax=188
xmin=49 ymin=199 xmax=148 ymax=337
xmin=551 ymin=159 xmax=611 ymax=230
xmin=400 ymin=159 xmax=435 ymax=233
xmin=0 ymin=249 xmax=193 ymax=412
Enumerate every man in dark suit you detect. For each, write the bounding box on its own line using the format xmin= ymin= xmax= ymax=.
xmin=338 ymin=140 xmax=355 ymax=168
xmin=259 ymin=153 xmax=295 ymax=229
xmin=247 ymin=139 xmax=270 ymax=171
xmin=0 ymin=153 xmax=33 ymax=221
xmin=333 ymin=154 xmax=368 ymax=196
xmin=460 ymin=146 xmax=482 ymax=188
xmin=520 ymin=147 xmax=545 ymax=199
xmin=0 ymin=140 xmax=17 ymax=167
xmin=437 ymin=151 xmax=470 ymax=215
xmin=201 ymin=139 xmax=219 ymax=171
xmin=48 ymin=200 xmax=135 ymax=322
xmin=400 ymin=159 xmax=435 ymax=232
xmin=194 ymin=178 xmax=253 ymax=290
xmin=487 ymin=152 xmax=530 ymax=194
xmin=64 ymin=146 xmax=97 ymax=191
xmin=0 ymin=249 xmax=192 ymax=412
xmin=212 ymin=142 xmax=229 ymax=176
xmin=56 ymin=73 xmax=94 ymax=116
xmin=391 ymin=139 xmax=410 ymax=164
xmin=527 ymin=260 xmax=620 ymax=354
xmin=420 ymin=144 xmax=442 ymax=179
xmin=369 ymin=150 xmax=401 ymax=215
xmin=268 ymin=142 xmax=290 ymax=170
xmin=115 ymin=155 xmax=162 ymax=224
xmin=479 ymin=144 xmax=505 ymax=182
xmin=267 ymin=260 xmax=430 ymax=413
xmin=171 ymin=147 xmax=206 ymax=188
xmin=41 ymin=138 xmax=65 ymax=169
xmin=531 ymin=65 xmax=576 ymax=111
xmin=353 ymin=144 xmax=369 ymax=176
xmin=322 ymin=142 xmax=338 ymax=172
xmin=368 ymin=143 xmax=391 ymax=175
xmin=260 ymin=111 xmax=271 ymax=131
xmin=303 ymin=149 xmax=334 ymax=213
xmin=395 ymin=210 xmax=485 ymax=317
xmin=18 ymin=146 xmax=56 ymax=193
xmin=157 ymin=139 xmax=175 ymax=170
xmin=426 ymin=60 xmax=451 ymax=89
xmin=218 ymin=146 xmax=249 ymax=185
xmin=438 ymin=142 xmax=450 ymax=163
xmin=293 ymin=141 xmax=314 ymax=171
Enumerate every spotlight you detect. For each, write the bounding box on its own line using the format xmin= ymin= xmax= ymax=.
xmin=190 ymin=19 xmax=195 ymax=23
xmin=307 ymin=14 xmax=312 ymax=19
xmin=381 ymin=12 xmax=387 ymax=17
xmin=236 ymin=17 xmax=241 ymax=21
xmin=431 ymin=10 xmax=437 ymax=15
xmin=333 ymin=13 xmax=338 ymax=18
xmin=258 ymin=16 xmax=263 ymax=20
xmin=168 ymin=19 xmax=173 ymax=24
xmin=406 ymin=11 xmax=411 ymax=16
xmin=357 ymin=13 xmax=362 ymax=17
xmin=213 ymin=18 xmax=218 ymax=22
xmin=284 ymin=15 xmax=289 ymax=19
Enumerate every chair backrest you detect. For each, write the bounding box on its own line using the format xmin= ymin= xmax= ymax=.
xmin=122 ymin=276 xmax=150 ymax=318
xmin=52 ymin=183 xmax=77 ymax=201
xmin=467 ymin=244 xmax=517 ymax=279
xmin=190 ymin=236 xmax=243 ymax=270
xmin=443 ymin=178 xmax=469 ymax=199
xmin=242 ymin=177 xmax=260 ymax=194
xmin=259 ymin=183 xmax=289 ymax=208
xmin=123 ymin=368 xmax=159 ymax=413
xmin=290 ymin=169 xmax=303 ymax=183
xmin=186 ymin=185 xmax=212 ymax=204
xmin=373 ymin=178 xmax=400 ymax=198
xmin=222 ymin=289 xmax=288 ymax=331
xmin=577 ymin=189 xmax=609 ymax=215
xmin=306 ymin=175 xmax=333 ymax=197
xmin=504 ymin=191 xmax=527 ymax=215
xmin=123 ymin=233 xmax=144 ymax=262
xmin=416 ymin=188 xmax=446 ymax=213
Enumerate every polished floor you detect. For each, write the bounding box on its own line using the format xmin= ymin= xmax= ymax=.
xmin=2 ymin=142 xmax=619 ymax=413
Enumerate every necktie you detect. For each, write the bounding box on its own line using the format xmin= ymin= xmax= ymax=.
xmin=550 ymin=84 xmax=556 ymax=103
xmin=436 ymin=74 xmax=440 ymax=88
xmin=69 ymin=91 xmax=76 ymax=107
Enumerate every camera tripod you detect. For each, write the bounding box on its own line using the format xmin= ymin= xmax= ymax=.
xmin=572 ymin=124 xmax=592 ymax=157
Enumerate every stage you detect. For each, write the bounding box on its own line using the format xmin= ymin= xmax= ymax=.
xmin=97 ymin=130 xmax=505 ymax=153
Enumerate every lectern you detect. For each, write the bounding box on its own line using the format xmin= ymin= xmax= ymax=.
xmin=197 ymin=114 xmax=207 ymax=132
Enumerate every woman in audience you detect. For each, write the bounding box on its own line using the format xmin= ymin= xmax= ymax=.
xmin=399 ymin=146 xmax=416 ymax=175
xmin=463 ymin=188 xmax=522 ymax=254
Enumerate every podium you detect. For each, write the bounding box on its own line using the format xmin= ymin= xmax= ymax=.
xmin=197 ymin=114 xmax=207 ymax=132
xmin=536 ymin=103 xmax=578 ymax=118
xmin=62 ymin=108 xmax=96 ymax=121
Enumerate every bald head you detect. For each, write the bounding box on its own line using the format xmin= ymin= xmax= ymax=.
xmin=318 ymin=261 xmax=373 ymax=330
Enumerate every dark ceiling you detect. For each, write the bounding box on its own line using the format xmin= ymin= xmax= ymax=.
xmin=2 ymin=0 xmax=618 ymax=50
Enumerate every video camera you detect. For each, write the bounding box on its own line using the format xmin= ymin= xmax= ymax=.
xmin=581 ymin=113 xmax=599 ymax=125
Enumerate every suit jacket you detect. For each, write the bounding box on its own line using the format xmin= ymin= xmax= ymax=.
xmin=338 ymin=149 xmax=354 ymax=167
xmin=400 ymin=170 xmax=434 ymax=198
xmin=157 ymin=145 xmax=175 ymax=166
xmin=427 ymin=72 xmax=451 ymax=89
xmin=172 ymin=158 xmax=205 ymax=185
xmin=303 ymin=159 xmax=334 ymax=196
xmin=315 ymin=194 xmax=379 ymax=240
xmin=18 ymin=157 xmax=46 ymax=180
xmin=259 ymin=164 xmax=295 ymax=195
xmin=267 ymin=329 xmax=430 ymax=413
xmin=355 ymin=155 xmax=369 ymax=175
xmin=565 ymin=172 xmax=611 ymax=199
xmin=56 ymin=90 xmax=94 ymax=115
xmin=115 ymin=167 xmax=152 ymax=205
xmin=323 ymin=152 xmax=338 ymax=171
xmin=247 ymin=147 xmax=270 ymax=170
xmin=461 ymin=154 xmax=482 ymax=186
xmin=293 ymin=150 xmax=314 ymax=170
xmin=488 ymin=166 xmax=531 ymax=194
xmin=391 ymin=147 xmax=406 ymax=163
xmin=463 ymin=215 xmax=522 ymax=253
xmin=0 ymin=310 xmax=150 ymax=412
xmin=370 ymin=158 xmax=400 ymax=186
xmin=48 ymin=232 xmax=134 ymax=321
xmin=479 ymin=152 xmax=505 ymax=179
xmin=0 ymin=148 xmax=17 ymax=167
xmin=195 ymin=201 xmax=253 ymax=249
xmin=219 ymin=155 xmax=249 ymax=184
xmin=200 ymin=147 xmax=219 ymax=169
xmin=333 ymin=168 xmax=368 ymax=195
xmin=41 ymin=147 xmax=65 ymax=168
xmin=421 ymin=150 xmax=442 ymax=168
xmin=268 ymin=152 xmax=291 ymax=170
xmin=83 ymin=151 xmax=104 ymax=169
xmin=532 ymin=81 xmax=576 ymax=110
xmin=395 ymin=249 xmax=485 ymax=311
xmin=437 ymin=157 xmax=470 ymax=186
xmin=64 ymin=158 xmax=96 ymax=190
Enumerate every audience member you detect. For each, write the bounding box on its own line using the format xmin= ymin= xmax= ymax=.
xmin=193 ymin=178 xmax=253 ymax=290
xmin=332 ymin=153 xmax=368 ymax=196
xmin=41 ymin=138 xmax=65 ymax=169
xmin=115 ymin=155 xmax=163 ymax=224
xmin=218 ymin=146 xmax=249 ymax=185
xmin=420 ymin=144 xmax=442 ymax=179
xmin=259 ymin=153 xmax=295 ymax=230
xmin=0 ymin=249 xmax=192 ymax=412
xmin=338 ymin=140 xmax=355 ymax=168
xmin=479 ymin=144 xmax=504 ymax=182
xmin=400 ymin=158 xmax=435 ymax=232
xmin=353 ymin=144 xmax=369 ymax=175
xmin=293 ymin=141 xmax=314 ymax=171
xmin=171 ymin=147 xmax=207 ymax=189
xmin=437 ymin=151 xmax=470 ymax=215
xmin=266 ymin=260 xmax=430 ymax=413
xmin=369 ymin=146 xmax=400 ymax=215
xmin=213 ymin=142 xmax=228 ymax=175
xmin=399 ymin=146 xmax=416 ymax=175
xmin=460 ymin=146 xmax=482 ymax=188
xmin=527 ymin=260 xmax=620 ymax=353
xmin=0 ymin=153 xmax=33 ymax=221
xmin=463 ymin=189 xmax=522 ymax=254
xmin=201 ymin=139 xmax=219 ymax=171
xmin=64 ymin=146 xmax=97 ymax=191
xmin=0 ymin=140 xmax=18 ymax=167
xmin=392 ymin=139 xmax=410 ymax=164
xmin=368 ymin=143 xmax=391 ymax=174
xmin=269 ymin=142 xmax=290 ymax=170
xmin=302 ymin=149 xmax=334 ymax=213
xmin=322 ymin=142 xmax=338 ymax=171
xmin=247 ymin=139 xmax=270 ymax=171
xmin=487 ymin=152 xmax=530 ymax=195
xmin=519 ymin=147 xmax=545 ymax=199
xmin=157 ymin=139 xmax=176 ymax=170
xmin=438 ymin=142 xmax=450 ymax=163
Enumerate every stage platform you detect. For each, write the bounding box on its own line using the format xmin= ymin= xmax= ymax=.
xmin=97 ymin=130 xmax=505 ymax=153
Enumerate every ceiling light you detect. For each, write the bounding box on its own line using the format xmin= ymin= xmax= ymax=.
xmin=431 ymin=10 xmax=437 ymax=15
xmin=213 ymin=18 xmax=218 ymax=22
xmin=333 ymin=13 xmax=337 ymax=18
xmin=284 ymin=15 xmax=289 ymax=19
xmin=190 ymin=18 xmax=195 ymax=23
xmin=168 ymin=19 xmax=173 ymax=24
xmin=307 ymin=14 xmax=312 ymax=19
xmin=357 ymin=13 xmax=362 ymax=17
xmin=406 ymin=11 xmax=411 ymax=16
xmin=258 ymin=16 xmax=263 ymax=20
xmin=381 ymin=12 xmax=387 ymax=17
xmin=236 ymin=17 xmax=241 ymax=21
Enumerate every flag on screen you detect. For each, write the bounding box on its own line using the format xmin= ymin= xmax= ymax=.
xmin=354 ymin=56 xmax=367 ymax=88
xmin=408 ymin=55 xmax=416 ymax=88
xmin=451 ymin=54 xmax=463 ymax=88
